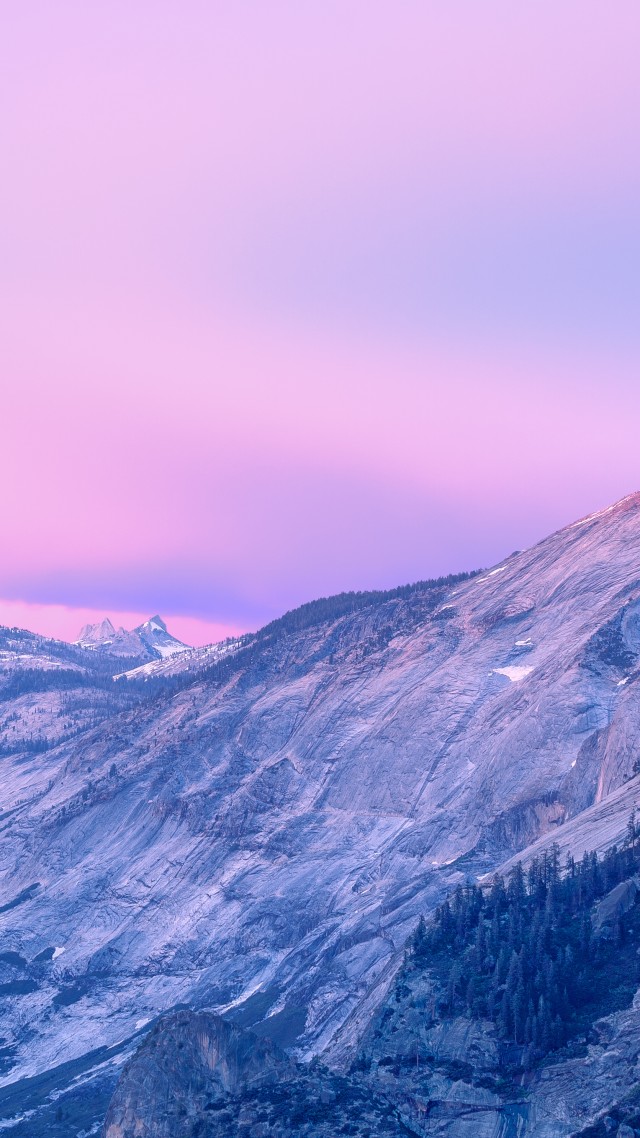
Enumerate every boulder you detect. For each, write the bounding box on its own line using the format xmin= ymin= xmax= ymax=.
xmin=594 ymin=878 xmax=640 ymax=935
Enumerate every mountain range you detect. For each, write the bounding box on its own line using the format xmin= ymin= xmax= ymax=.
xmin=75 ymin=614 xmax=190 ymax=659
xmin=1 ymin=493 xmax=640 ymax=1136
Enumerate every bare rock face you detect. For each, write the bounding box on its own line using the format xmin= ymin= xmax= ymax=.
xmin=594 ymin=878 xmax=640 ymax=934
xmin=103 ymin=1011 xmax=292 ymax=1138
xmin=527 ymin=989 xmax=640 ymax=1137
xmin=102 ymin=1011 xmax=409 ymax=1138
xmin=108 ymin=977 xmax=640 ymax=1138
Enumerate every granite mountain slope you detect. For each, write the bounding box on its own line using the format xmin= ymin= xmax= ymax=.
xmin=105 ymin=799 xmax=640 ymax=1138
xmin=2 ymin=493 xmax=640 ymax=1133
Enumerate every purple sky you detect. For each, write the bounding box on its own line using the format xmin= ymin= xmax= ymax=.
xmin=2 ymin=3 xmax=640 ymax=645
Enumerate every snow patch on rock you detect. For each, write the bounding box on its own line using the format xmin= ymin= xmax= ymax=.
xmin=491 ymin=665 xmax=535 ymax=682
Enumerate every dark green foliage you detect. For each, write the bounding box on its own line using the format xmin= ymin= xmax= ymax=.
xmin=0 ymin=669 xmax=106 ymax=701
xmin=0 ymin=979 xmax=38 ymax=996
xmin=52 ymin=986 xmax=88 ymax=1007
xmin=0 ymin=952 xmax=27 ymax=969
xmin=408 ymin=822 xmax=640 ymax=1066
xmin=0 ymin=667 xmax=171 ymax=703
xmin=33 ymin=947 xmax=56 ymax=963
xmin=235 ymin=1069 xmax=413 ymax=1138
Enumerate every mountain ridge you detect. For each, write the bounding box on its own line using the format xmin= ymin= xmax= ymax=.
xmin=74 ymin=613 xmax=190 ymax=659
xmin=2 ymin=492 xmax=640 ymax=1135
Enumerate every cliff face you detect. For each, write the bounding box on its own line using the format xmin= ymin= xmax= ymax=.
xmin=105 ymin=972 xmax=640 ymax=1138
xmin=103 ymin=1012 xmax=292 ymax=1138
xmin=2 ymin=495 xmax=640 ymax=1134
xmin=102 ymin=1010 xmax=410 ymax=1138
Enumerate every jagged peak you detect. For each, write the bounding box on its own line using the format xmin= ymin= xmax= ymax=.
xmin=72 ymin=614 xmax=189 ymax=658
xmin=77 ymin=617 xmax=116 ymax=642
xmin=138 ymin=615 xmax=167 ymax=633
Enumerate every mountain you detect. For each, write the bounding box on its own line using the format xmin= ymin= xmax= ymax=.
xmin=1 ymin=492 xmax=640 ymax=1136
xmin=0 ymin=624 xmax=159 ymax=757
xmin=75 ymin=617 xmax=146 ymax=657
xmin=113 ymin=634 xmax=249 ymax=680
xmin=134 ymin=615 xmax=191 ymax=659
xmin=75 ymin=614 xmax=190 ymax=659
xmin=352 ymin=827 xmax=640 ymax=1138
xmin=0 ymin=612 xmax=194 ymax=761
xmin=76 ymin=617 xmax=119 ymax=646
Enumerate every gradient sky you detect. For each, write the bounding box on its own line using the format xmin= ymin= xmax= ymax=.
xmin=2 ymin=2 xmax=640 ymax=645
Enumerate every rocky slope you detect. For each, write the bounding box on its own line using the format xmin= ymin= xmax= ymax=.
xmin=0 ymin=625 xmax=149 ymax=757
xmin=106 ymin=890 xmax=640 ymax=1138
xmin=2 ymin=493 xmax=640 ymax=1134
xmin=354 ymin=868 xmax=640 ymax=1138
xmin=102 ymin=1010 xmax=411 ymax=1138
xmin=358 ymin=966 xmax=640 ymax=1138
xmin=102 ymin=836 xmax=640 ymax=1138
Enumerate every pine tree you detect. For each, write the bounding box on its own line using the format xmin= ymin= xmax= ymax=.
xmin=406 ymin=832 xmax=640 ymax=1065
xmin=513 ymin=977 xmax=527 ymax=1044
xmin=627 ymin=808 xmax=637 ymax=853
xmin=499 ymin=990 xmax=512 ymax=1038
xmin=508 ymin=861 xmax=526 ymax=906
xmin=412 ymin=915 xmax=428 ymax=959
xmin=451 ymin=962 xmax=464 ymax=1010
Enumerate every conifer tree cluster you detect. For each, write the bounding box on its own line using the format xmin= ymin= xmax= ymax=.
xmin=409 ymin=819 xmax=640 ymax=1066
xmin=258 ymin=571 xmax=479 ymax=640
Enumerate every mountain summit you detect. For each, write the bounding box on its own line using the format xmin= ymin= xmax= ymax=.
xmin=77 ymin=616 xmax=117 ymax=644
xmin=75 ymin=614 xmax=189 ymax=659
xmin=139 ymin=614 xmax=167 ymax=633
xmin=133 ymin=615 xmax=190 ymax=659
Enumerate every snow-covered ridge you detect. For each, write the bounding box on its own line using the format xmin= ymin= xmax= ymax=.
xmin=568 ymin=490 xmax=640 ymax=529
xmin=113 ymin=636 xmax=249 ymax=680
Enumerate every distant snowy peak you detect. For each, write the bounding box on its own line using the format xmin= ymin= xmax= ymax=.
xmin=139 ymin=615 xmax=167 ymax=634
xmin=133 ymin=615 xmax=190 ymax=659
xmin=75 ymin=618 xmax=144 ymax=656
xmin=74 ymin=615 xmax=190 ymax=660
xmin=77 ymin=617 xmax=117 ymax=645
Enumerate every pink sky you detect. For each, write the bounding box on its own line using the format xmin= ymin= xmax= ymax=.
xmin=2 ymin=3 xmax=639 ymax=646
xmin=0 ymin=600 xmax=239 ymax=649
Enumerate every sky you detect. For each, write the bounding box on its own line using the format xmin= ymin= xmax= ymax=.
xmin=2 ymin=2 xmax=640 ymax=646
